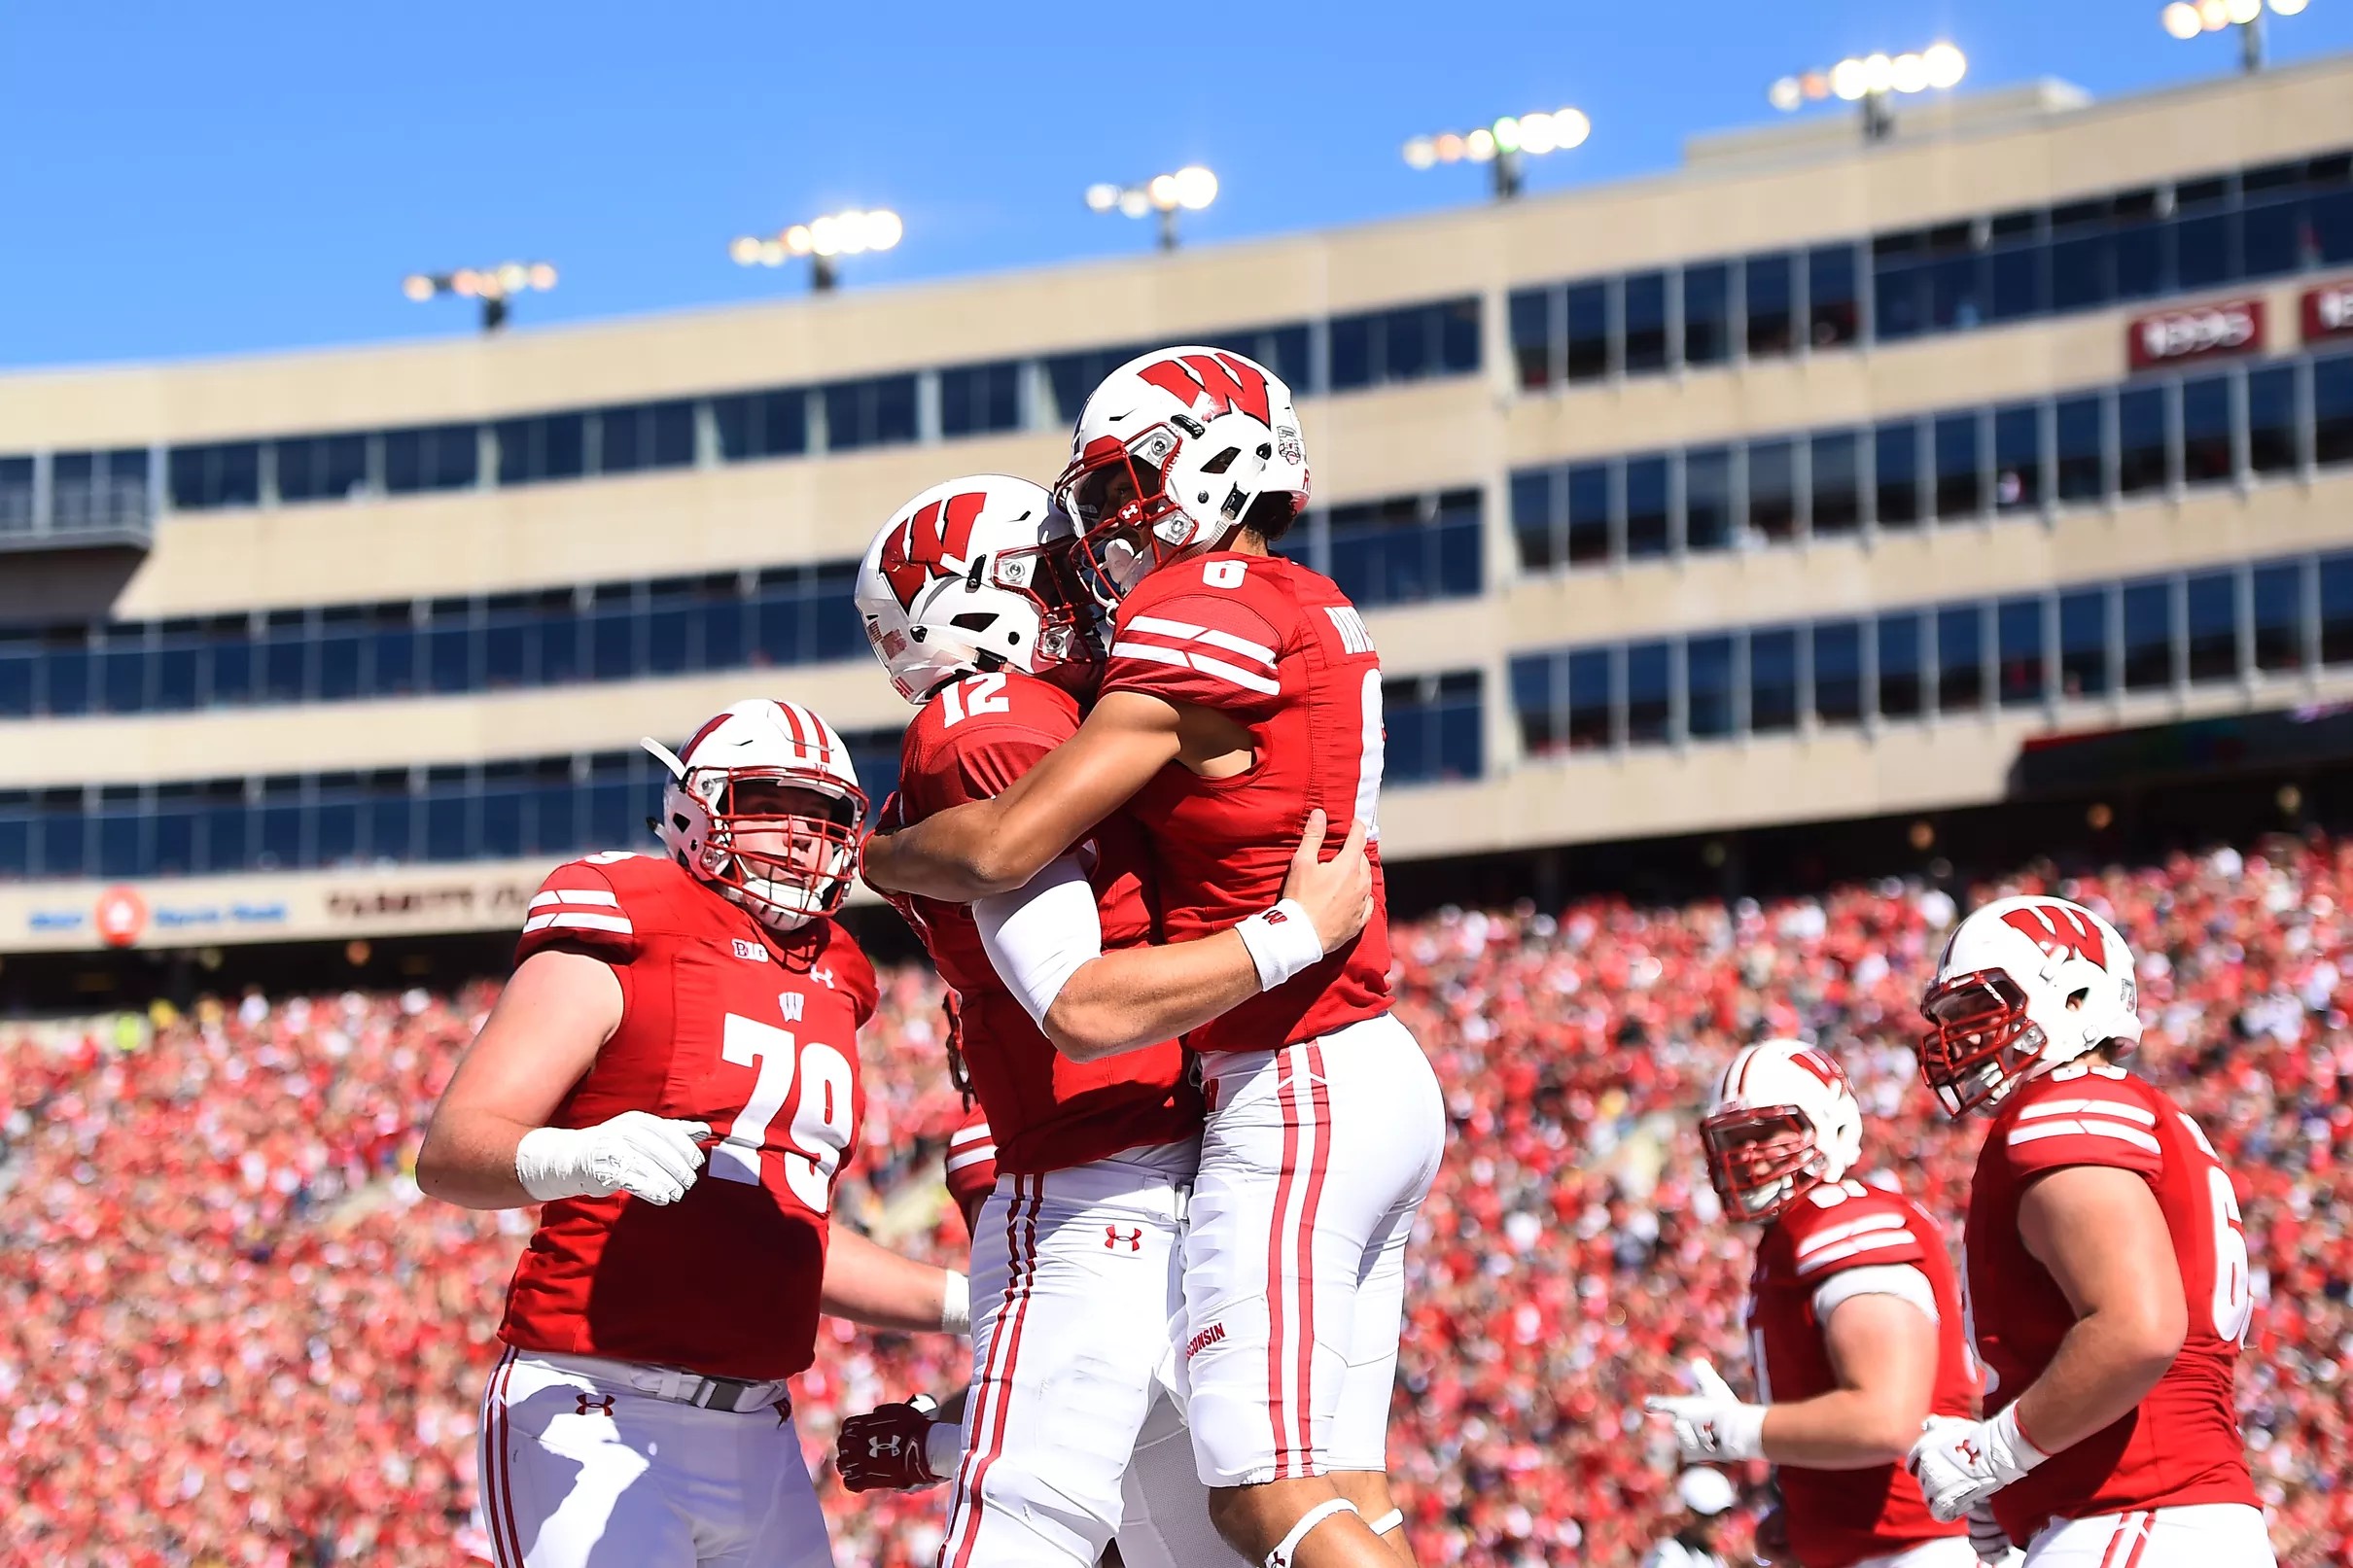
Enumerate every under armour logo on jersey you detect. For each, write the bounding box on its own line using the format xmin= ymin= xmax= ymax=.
xmin=1106 ymin=1226 xmax=1143 ymax=1252
xmin=576 ymin=1394 xmax=615 ymax=1418
xmin=811 ymin=966 xmax=835 ymax=989
xmin=732 ymin=938 xmax=769 ymax=963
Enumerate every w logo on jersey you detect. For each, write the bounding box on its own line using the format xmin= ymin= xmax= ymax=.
xmin=1135 ymin=352 xmax=1273 ymax=425
xmin=2000 ymin=903 xmax=2108 ymax=967
xmin=878 ymin=490 xmax=987 ymax=611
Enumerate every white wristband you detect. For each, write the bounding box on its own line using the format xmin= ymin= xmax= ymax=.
xmin=939 ymin=1271 xmax=970 ymax=1336
xmin=925 ymin=1419 xmax=966 ymax=1479
xmin=1234 ymin=899 xmax=1325 ymax=993
xmin=514 ymin=1126 xmax=590 ymax=1202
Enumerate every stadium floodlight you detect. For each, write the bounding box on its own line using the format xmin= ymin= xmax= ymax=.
xmin=1770 ymin=41 xmax=1965 ymax=142
xmin=402 ymin=261 xmax=557 ymax=333
xmin=1086 ymin=165 xmax=1218 ymax=251
xmin=2160 ymin=0 xmax=2308 ymax=71
xmin=1402 ymin=106 xmax=1590 ymax=200
xmin=729 ymin=208 xmax=902 ymax=292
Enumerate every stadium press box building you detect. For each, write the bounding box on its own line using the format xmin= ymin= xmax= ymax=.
xmin=5 ymin=57 xmax=2353 ymax=981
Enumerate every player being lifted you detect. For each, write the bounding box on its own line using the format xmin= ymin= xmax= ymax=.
xmin=419 ymin=699 xmax=966 ymax=1568
xmin=863 ymin=351 xmax=1446 ymax=1568
xmin=1907 ymin=896 xmax=2275 ymax=1567
xmin=1645 ymin=1039 xmax=1978 ymax=1568
xmin=833 ymin=474 xmax=1372 ymax=1567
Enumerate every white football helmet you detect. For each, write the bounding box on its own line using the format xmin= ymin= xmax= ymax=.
xmin=1702 ymin=1039 xmax=1865 ymax=1221
xmin=1053 ymin=346 xmax=1311 ymax=607
xmin=644 ymin=699 xmax=865 ymax=933
xmin=854 ymin=475 xmax=1101 ymax=706
xmin=1918 ymin=895 xmax=2143 ymax=1117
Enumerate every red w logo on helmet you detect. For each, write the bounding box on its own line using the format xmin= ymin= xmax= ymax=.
xmin=1134 ymin=352 xmax=1273 ymax=425
xmin=879 ymin=491 xmax=987 ymax=610
xmin=2000 ymin=904 xmax=2108 ymax=967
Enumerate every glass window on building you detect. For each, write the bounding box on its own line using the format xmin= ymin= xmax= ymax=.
xmin=1687 ymin=634 xmax=1736 ymax=739
xmin=1567 ymin=648 xmax=1612 ymax=750
xmin=1685 ymin=447 xmax=1733 ymax=553
xmin=275 ymin=433 xmax=369 ymax=505
xmin=2122 ymin=578 xmax=2176 ymax=689
xmin=497 ymin=411 xmax=589 ymax=484
xmin=168 ymin=440 xmax=263 ymax=511
xmin=1993 ymin=403 xmax=2042 ymax=513
xmin=1748 ymin=439 xmax=1797 ymax=543
xmin=1809 ymin=432 xmax=1860 ymax=537
xmin=2185 ymin=570 xmax=2239 ymax=684
xmin=2240 ymin=160 xmax=2307 ymax=279
xmin=1683 ymin=262 xmax=1731 ymax=366
xmin=0 ymin=456 xmax=31 ymax=535
xmin=2316 ymin=355 xmax=2353 ymax=467
xmin=824 ymin=375 xmax=920 ymax=451
xmin=1924 ymin=223 xmax=1983 ymax=331
xmin=1873 ymin=230 xmax=1924 ymax=342
xmin=2322 ymin=554 xmax=2353 ymax=666
xmin=2252 ymin=561 xmax=2305 ymax=673
xmin=2059 ymin=587 xmax=2111 ymax=699
xmin=1875 ymin=421 xmax=1921 ymax=528
xmin=2055 ymin=394 xmax=2105 ymax=503
xmin=1935 ymin=412 xmax=1982 ymax=519
xmin=1509 ymin=288 xmax=1555 ymax=389
xmin=1511 ymin=656 xmax=1559 ymax=756
xmin=2119 ymin=385 xmax=2170 ymax=495
xmin=2247 ymin=365 xmax=2300 ymax=475
xmin=1626 ymin=641 xmax=1671 ymax=746
xmin=2050 ymin=198 xmax=2115 ymax=313
xmin=2180 ymin=372 xmax=2234 ymax=485
xmin=1985 ymin=210 xmax=2047 ymax=322
xmin=1565 ymin=282 xmax=1609 ymax=382
xmin=1623 ymin=272 xmax=1668 ymax=374
xmin=1809 ymin=244 xmax=1859 ymax=349
xmin=1813 ymin=620 xmax=1863 ymax=724
xmin=2173 ymin=176 xmax=2236 ymax=290
xmin=383 ymin=424 xmax=479 ymax=494
xmin=1749 ymin=628 xmax=1799 ymax=733
xmin=1744 ymin=253 xmax=1795 ymax=358
xmin=1624 ymin=456 xmax=1670 ymax=559
xmin=1566 ymin=463 xmax=1612 ymax=567
xmin=1937 ymin=604 xmax=1985 ymax=714
xmin=1997 ymin=596 xmax=2046 ymax=706
xmin=939 ymin=361 xmax=1024 ymax=438
xmin=1511 ymin=470 xmax=1559 ymax=571
xmin=1384 ymin=671 xmax=1483 ymax=784
xmin=2113 ymin=188 xmax=2167 ymax=299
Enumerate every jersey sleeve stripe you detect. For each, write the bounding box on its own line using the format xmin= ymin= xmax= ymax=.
xmin=948 ymin=1124 xmax=995 ymax=1149
xmin=2015 ymin=1097 xmax=2159 ymax=1125
xmin=529 ymin=888 xmax=621 ymax=909
xmin=2006 ymin=1119 xmax=2163 ymax=1153
xmin=1108 ymin=641 xmax=1282 ymax=696
xmin=1793 ymin=1231 xmax=1919 ymax=1275
xmin=1125 ymin=614 xmax=1279 ymax=666
xmin=945 ymin=1145 xmax=998 ymax=1174
xmin=1794 ymin=1211 xmax=1909 ymax=1255
xmin=521 ymin=911 xmax=635 ymax=935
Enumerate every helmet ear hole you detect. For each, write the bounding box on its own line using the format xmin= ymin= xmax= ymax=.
xmin=1199 ymin=446 xmax=1241 ymax=474
xmin=671 ymin=813 xmax=691 ymax=832
xmin=949 ymin=611 xmax=997 ymax=633
xmin=2065 ymin=987 xmax=2090 ymax=1010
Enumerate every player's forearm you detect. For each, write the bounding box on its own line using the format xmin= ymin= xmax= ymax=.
xmin=1042 ymin=933 xmax=1261 ymax=1062
xmin=2006 ymin=1305 xmax=2182 ymax=1455
xmin=414 ymin=1111 xmax=540 ymax=1209
xmin=1761 ymin=1388 xmax=1926 ymax=1468
xmin=821 ymin=1228 xmax=970 ymax=1335
xmin=864 ymin=798 xmax=1038 ymax=901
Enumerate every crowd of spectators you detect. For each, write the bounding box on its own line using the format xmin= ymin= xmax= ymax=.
xmin=2 ymin=830 xmax=2348 ymax=1566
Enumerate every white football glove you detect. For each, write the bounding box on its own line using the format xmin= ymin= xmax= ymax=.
xmin=1965 ymin=1500 xmax=2018 ymax=1565
xmin=1906 ymin=1409 xmax=2046 ymax=1523
xmin=514 ymin=1111 xmax=712 ymax=1204
xmin=1643 ymin=1357 xmax=1768 ymax=1463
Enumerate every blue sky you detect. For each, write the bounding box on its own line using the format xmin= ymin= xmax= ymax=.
xmin=4 ymin=1 xmax=2349 ymax=368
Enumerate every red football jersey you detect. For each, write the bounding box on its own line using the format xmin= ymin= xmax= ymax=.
xmin=1746 ymin=1179 xmax=1974 ymax=1568
xmin=1098 ymin=551 xmax=1391 ymax=1054
xmin=881 ymin=669 xmax=1199 ymax=1174
xmin=1964 ymin=1063 xmax=2259 ymax=1539
xmin=497 ymin=853 xmax=877 ymax=1381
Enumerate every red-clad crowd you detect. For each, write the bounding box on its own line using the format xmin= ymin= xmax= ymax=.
xmin=3 ymin=832 xmax=2348 ymax=1567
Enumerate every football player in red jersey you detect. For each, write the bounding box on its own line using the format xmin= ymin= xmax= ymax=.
xmin=834 ymin=475 xmax=1369 ymax=1568
xmin=862 ymin=354 xmax=1446 ymax=1568
xmin=1907 ymin=896 xmax=2275 ymax=1567
xmin=1645 ymin=1040 xmax=1978 ymax=1568
xmin=418 ymin=699 xmax=969 ymax=1568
